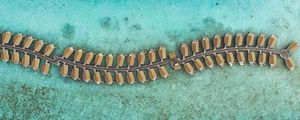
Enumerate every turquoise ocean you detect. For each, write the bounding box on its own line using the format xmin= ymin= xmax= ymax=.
xmin=0 ymin=0 xmax=300 ymax=119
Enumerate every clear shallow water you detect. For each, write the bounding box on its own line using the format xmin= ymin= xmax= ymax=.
xmin=0 ymin=0 xmax=300 ymax=119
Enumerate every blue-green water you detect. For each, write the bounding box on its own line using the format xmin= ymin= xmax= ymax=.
xmin=0 ymin=0 xmax=300 ymax=119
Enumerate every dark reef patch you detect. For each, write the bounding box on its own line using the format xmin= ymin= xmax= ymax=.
xmin=99 ymin=17 xmax=112 ymax=28
xmin=203 ymin=17 xmax=226 ymax=33
xmin=201 ymin=17 xmax=232 ymax=35
xmin=271 ymin=17 xmax=290 ymax=30
xmin=0 ymin=83 xmax=60 ymax=119
xmin=99 ymin=17 xmax=120 ymax=31
xmin=123 ymin=17 xmax=129 ymax=24
xmin=165 ymin=31 xmax=183 ymax=42
xmin=124 ymin=38 xmax=130 ymax=43
xmin=62 ymin=23 xmax=76 ymax=40
xmin=123 ymin=17 xmax=129 ymax=21
xmin=129 ymin=24 xmax=142 ymax=31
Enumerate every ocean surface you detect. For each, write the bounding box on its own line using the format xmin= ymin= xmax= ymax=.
xmin=0 ymin=0 xmax=300 ymax=119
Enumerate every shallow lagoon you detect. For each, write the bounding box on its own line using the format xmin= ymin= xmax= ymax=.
xmin=0 ymin=0 xmax=300 ymax=119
